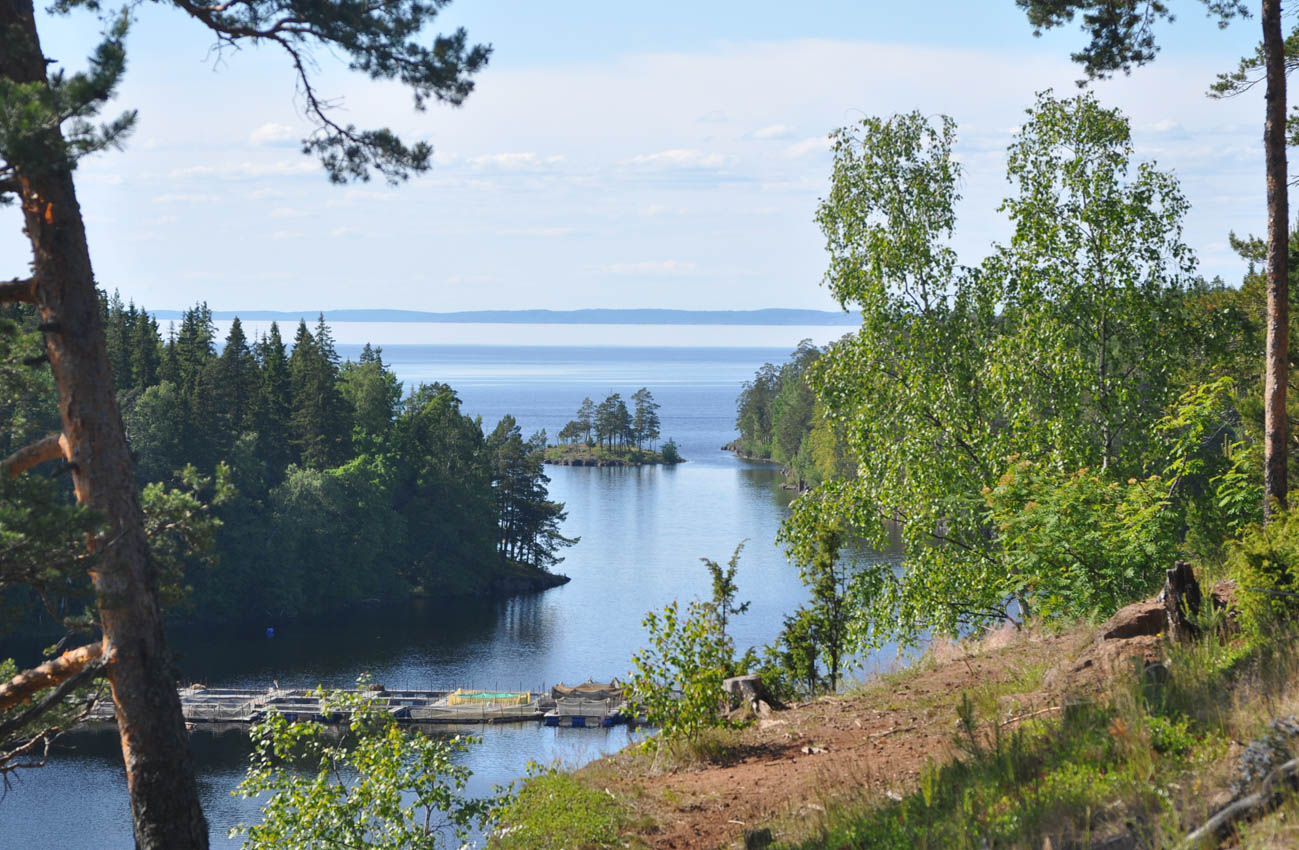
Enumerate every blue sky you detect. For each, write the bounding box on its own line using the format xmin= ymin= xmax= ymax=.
xmin=1 ymin=1 xmax=1271 ymax=312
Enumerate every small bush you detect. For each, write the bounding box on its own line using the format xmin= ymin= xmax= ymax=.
xmin=660 ymin=439 xmax=682 ymax=463
xmin=493 ymin=767 xmax=622 ymax=850
xmin=628 ymin=599 xmax=730 ymax=745
xmin=1230 ymin=509 xmax=1299 ymax=639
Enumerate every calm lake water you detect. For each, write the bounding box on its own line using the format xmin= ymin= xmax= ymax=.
xmin=0 ymin=328 xmax=894 ymax=849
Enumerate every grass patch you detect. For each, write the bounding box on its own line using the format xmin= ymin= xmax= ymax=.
xmin=491 ymin=767 xmax=632 ymax=850
xmin=780 ymin=695 xmax=1173 ymax=850
xmin=781 ymin=623 xmax=1299 ymax=850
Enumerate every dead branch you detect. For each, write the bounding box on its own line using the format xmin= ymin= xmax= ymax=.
xmin=998 ymin=705 xmax=1061 ymax=728
xmin=0 ymin=643 xmax=104 ymax=713
xmin=0 ymin=278 xmax=36 ymax=304
xmin=1181 ymin=757 xmax=1299 ymax=847
xmin=0 ymin=653 xmax=106 ymax=744
xmin=2 ymin=433 xmax=69 ymax=478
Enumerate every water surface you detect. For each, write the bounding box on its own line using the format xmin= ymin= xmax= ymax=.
xmin=0 ymin=336 xmax=893 ymax=849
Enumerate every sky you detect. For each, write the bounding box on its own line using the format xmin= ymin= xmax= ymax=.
xmin=0 ymin=1 xmax=1275 ymax=313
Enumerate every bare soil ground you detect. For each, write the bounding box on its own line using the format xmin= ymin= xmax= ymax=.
xmin=586 ymin=627 xmax=1125 ymax=850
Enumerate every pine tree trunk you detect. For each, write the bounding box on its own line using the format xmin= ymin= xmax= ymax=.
xmin=1263 ymin=0 xmax=1289 ymax=521
xmin=0 ymin=1 xmax=209 ymax=846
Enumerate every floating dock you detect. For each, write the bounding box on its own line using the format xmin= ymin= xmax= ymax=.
xmin=87 ymin=682 xmax=634 ymax=729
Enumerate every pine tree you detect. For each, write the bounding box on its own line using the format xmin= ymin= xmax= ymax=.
xmin=0 ymin=0 xmax=489 ymax=841
xmin=576 ymin=396 xmax=596 ymax=445
xmin=631 ymin=387 xmax=661 ymax=450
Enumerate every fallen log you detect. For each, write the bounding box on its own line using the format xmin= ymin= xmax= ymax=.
xmin=1181 ymin=756 xmax=1299 ymax=847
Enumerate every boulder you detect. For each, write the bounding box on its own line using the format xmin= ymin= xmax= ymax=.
xmin=1100 ymin=601 xmax=1165 ymax=640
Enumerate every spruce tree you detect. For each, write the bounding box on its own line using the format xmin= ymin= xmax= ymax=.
xmin=216 ymin=317 xmax=259 ymax=438
xmin=254 ymin=323 xmax=294 ymax=474
xmin=130 ymin=311 xmax=161 ymax=390
xmin=289 ymin=319 xmax=351 ymax=469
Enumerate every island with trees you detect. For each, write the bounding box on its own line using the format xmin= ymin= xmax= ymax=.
xmin=546 ymin=389 xmax=684 ymax=466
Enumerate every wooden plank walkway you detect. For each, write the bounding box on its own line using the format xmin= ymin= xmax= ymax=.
xmin=86 ymin=685 xmax=633 ymax=728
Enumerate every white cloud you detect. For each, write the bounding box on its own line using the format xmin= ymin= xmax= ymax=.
xmin=329 ymin=226 xmax=363 ymax=238
xmin=628 ymin=149 xmax=733 ymax=168
xmin=467 ymin=152 xmax=566 ymax=170
xmin=343 ymin=188 xmax=399 ymax=202
xmin=500 ymin=226 xmax=576 ymax=237
xmin=783 ymin=136 xmax=831 ymax=158
xmin=271 ymin=231 xmax=304 ymax=240
xmin=233 ymin=160 xmax=317 ymax=177
xmin=602 ymin=260 xmax=698 ymax=276
xmin=152 ymin=193 xmax=221 ymax=205
xmin=270 ymin=207 xmax=309 ymax=219
xmin=169 ymin=165 xmax=216 ymax=178
xmin=249 ymin=123 xmax=297 ymax=146
xmin=753 ymin=124 xmax=795 ymax=139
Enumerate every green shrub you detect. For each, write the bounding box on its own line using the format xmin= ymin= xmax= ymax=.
xmin=232 ymin=683 xmax=503 ymax=850
xmin=627 ymin=599 xmax=730 ymax=745
xmin=985 ymin=459 xmax=1180 ymax=620
xmin=660 ymin=438 xmax=682 ymax=464
xmin=492 ymin=767 xmax=622 ymax=850
xmin=1230 ymin=509 xmax=1299 ymax=639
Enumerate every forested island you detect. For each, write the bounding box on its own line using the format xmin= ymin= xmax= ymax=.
xmin=2 ymin=297 xmax=575 ymax=630
xmin=545 ymin=390 xmax=683 ymax=466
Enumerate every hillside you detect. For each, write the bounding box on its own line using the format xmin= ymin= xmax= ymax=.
xmin=495 ymin=579 xmax=1299 ymax=850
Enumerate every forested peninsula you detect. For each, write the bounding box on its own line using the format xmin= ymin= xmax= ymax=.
xmin=730 ymin=340 xmax=852 ymax=491
xmin=2 ymin=298 xmax=574 ymax=630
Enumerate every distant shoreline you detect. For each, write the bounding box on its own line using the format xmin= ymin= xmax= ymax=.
xmin=151 ymin=307 xmax=857 ymax=326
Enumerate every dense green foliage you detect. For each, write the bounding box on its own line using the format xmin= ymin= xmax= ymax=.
xmin=492 ymin=766 xmax=625 ymax=850
xmin=780 ymin=91 xmax=1254 ymax=649
xmin=0 ymin=305 xmax=224 ymax=769
xmin=3 ymin=298 xmax=572 ymax=626
xmin=628 ymin=598 xmax=731 ymax=745
xmin=733 ymin=340 xmax=852 ymax=489
xmin=233 ymin=684 xmax=502 ymax=850
xmin=557 ymin=389 xmax=662 ymax=450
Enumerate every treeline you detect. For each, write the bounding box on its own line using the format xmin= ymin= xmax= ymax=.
xmin=733 ymin=340 xmax=852 ymax=489
xmin=97 ymin=296 xmax=572 ymax=621
xmin=557 ymin=389 xmax=661 ymax=450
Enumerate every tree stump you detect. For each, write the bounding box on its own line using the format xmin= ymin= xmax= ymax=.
xmin=723 ymin=674 xmax=785 ymax=712
xmin=1163 ymin=560 xmax=1203 ymax=643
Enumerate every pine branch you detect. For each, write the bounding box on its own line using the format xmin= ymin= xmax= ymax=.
xmin=2 ymin=434 xmax=68 ymax=478
xmin=0 ymin=654 xmax=106 ymax=745
xmin=0 ymin=643 xmax=104 ymax=713
xmin=0 ymin=278 xmax=37 ymax=304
